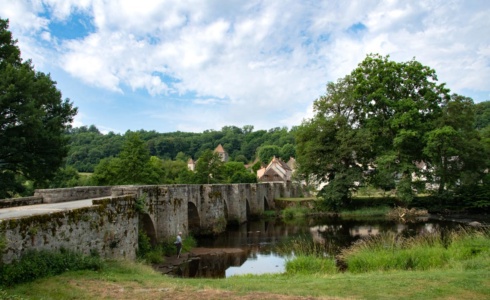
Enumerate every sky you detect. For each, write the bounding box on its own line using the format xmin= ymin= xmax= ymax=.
xmin=1 ymin=0 xmax=489 ymax=134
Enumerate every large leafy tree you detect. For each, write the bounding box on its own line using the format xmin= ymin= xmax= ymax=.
xmin=296 ymin=54 xmax=456 ymax=207
xmin=424 ymin=94 xmax=486 ymax=193
xmin=91 ymin=132 xmax=160 ymax=185
xmin=0 ymin=19 xmax=77 ymax=198
xmin=193 ymin=150 xmax=224 ymax=184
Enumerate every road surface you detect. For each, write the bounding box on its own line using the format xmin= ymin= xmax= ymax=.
xmin=0 ymin=198 xmax=103 ymax=220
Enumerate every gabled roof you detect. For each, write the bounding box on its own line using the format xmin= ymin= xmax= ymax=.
xmin=214 ymin=144 xmax=226 ymax=153
xmin=257 ymin=156 xmax=292 ymax=182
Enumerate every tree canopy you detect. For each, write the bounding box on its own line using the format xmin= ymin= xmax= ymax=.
xmin=296 ymin=54 xmax=489 ymax=210
xmin=0 ymin=19 xmax=77 ymax=198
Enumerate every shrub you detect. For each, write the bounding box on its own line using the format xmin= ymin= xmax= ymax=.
xmin=281 ymin=206 xmax=308 ymax=220
xmin=0 ymin=248 xmax=103 ymax=287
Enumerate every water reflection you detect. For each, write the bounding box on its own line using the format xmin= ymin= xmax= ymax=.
xmin=164 ymin=215 xmax=483 ymax=278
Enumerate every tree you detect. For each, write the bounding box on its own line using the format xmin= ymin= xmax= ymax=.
xmin=296 ymin=54 xmax=452 ymax=206
xmin=474 ymin=101 xmax=490 ymax=130
xmin=280 ymin=143 xmax=295 ymax=161
xmin=424 ymin=94 xmax=486 ymax=193
xmin=194 ymin=150 xmax=224 ymax=184
xmin=222 ymin=161 xmax=257 ymax=183
xmin=258 ymin=145 xmax=281 ymax=164
xmin=0 ymin=19 xmax=77 ymax=198
xmin=91 ymin=133 xmax=159 ymax=185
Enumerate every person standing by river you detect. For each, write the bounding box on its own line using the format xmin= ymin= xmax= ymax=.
xmin=174 ymin=232 xmax=182 ymax=258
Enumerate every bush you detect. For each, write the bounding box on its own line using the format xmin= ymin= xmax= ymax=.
xmin=281 ymin=206 xmax=308 ymax=220
xmin=0 ymin=248 xmax=103 ymax=287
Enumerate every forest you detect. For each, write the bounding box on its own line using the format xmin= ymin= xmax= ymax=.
xmin=65 ymin=125 xmax=296 ymax=173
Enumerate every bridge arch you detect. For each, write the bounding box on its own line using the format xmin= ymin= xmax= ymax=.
xmin=188 ymin=201 xmax=200 ymax=234
xmin=223 ymin=199 xmax=229 ymax=221
xmin=139 ymin=213 xmax=157 ymax=246
xmin=263 ymin=196 xmax=270 ymax=211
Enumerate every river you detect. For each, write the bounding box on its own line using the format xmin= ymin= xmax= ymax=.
xmin=165 ymin=213 xmax=488 ymax=278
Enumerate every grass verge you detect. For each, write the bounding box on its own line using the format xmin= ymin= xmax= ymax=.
xmin=3 ymin=260 xmax=489 ymax=299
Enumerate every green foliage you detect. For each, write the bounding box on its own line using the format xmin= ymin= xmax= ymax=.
xmin=182 ymin=235 xmax=197 ymax=252
xmin=65 ymin=124 xmax=297 ymax=174
xmin=261 ymin=210 xmax=277 ymax=218
xmin=296 ymin=54 xmax=489 ymax=206
xmin=339 ymin=206 xmax=391 ymax=217
xmin=136 ymin=230 xmax=152 ymax=259
xmin=281 ymin=206 xmax=309 ymax=220
xmin=193 ymin=150 xmax=224 ymax=184
xmin=137 ymin=230 xmax=164 ymax=264
xmin=91 ymin=132 xmax=160 ymax=185
xmin=280 ymin=143 xmax=296 ymax=161
xmin=0 ymin=18 xmax=77 ymax=198
xmin=137 ymin=231 xmax=197 ymax=264
xmin=134 ymin=194 xmax=147 ymax=213
xmin=221 ymin=161 xmax=257 ymax=183
xmin=0 ymin=248 xmax=103 ymax=287
xmin=257 ymin=145 xmax=281 ymax=164
xmin=47 ymin=166 xmax=82 ymax=188
xmin=285 ymin=256 xmax=338 ymax=275
xmin=0 ymin=288 xmax=24 ymax=300
xmin=0 ymin=233 xmax=6 ymax=255
xmin=474 ymin=101 xmax=490 ymax=130
xmin=339 ymin=228 xmax=490 ymax=273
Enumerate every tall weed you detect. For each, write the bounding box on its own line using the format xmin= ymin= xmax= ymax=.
xmin=285 ymin=256 xmax=337 ymax=275
xmin=340 ymin=227 xmax=490 ymax=273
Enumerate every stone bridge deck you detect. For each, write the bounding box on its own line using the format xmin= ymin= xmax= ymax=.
xmin=0 ymin=198 xmax=101 ymax=220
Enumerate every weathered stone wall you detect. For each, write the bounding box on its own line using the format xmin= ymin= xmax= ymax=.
xmin=125 ymin=182 xmax=302 ymax=239
xmin=34 ymin=186 xmax=112 ymax=203
xmin=0 ymin=195 xmax=138 ymax=264
xmin=0 ymin=196 xmax=43 ymax=208
xmin=1 ymin=182 xmax=304 ymax=264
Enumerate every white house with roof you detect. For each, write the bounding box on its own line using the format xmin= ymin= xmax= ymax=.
xmin=257 ymin=156 xmax=293 ymax=182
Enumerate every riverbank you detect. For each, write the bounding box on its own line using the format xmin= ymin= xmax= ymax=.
xmin=4 ymin=259 xmax=489 ymax=299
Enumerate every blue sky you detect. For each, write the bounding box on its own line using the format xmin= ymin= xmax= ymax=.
xmin=1 ymin=0 xmax=489 ymax=134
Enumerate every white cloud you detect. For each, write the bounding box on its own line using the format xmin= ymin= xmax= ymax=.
xmin=1 ymin=0 xmax=489 ymax=132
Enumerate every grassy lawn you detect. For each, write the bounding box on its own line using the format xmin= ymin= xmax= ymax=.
xmin=4 ymin=260 xmax=489 ymax=299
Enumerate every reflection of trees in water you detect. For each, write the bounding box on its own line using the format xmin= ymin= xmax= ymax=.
xmin=173 ymin=250 xmax=249 ymax=278
xmin=308 ymin=216 xmax=464 ymax=255
xmin=184 ymin=216 xmax=469 ymax=278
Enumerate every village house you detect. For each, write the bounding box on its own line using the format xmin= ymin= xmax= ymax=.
xmin=187 ymin=144 xmax=229 ymax=171
xmin=214 ymin=144 xmax=229 ymax=162
xmin=257 ymin=156 xmax=295 ymax=182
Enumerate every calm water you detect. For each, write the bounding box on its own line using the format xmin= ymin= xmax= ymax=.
xmin=172 ymin=214 xmax=488 ymax=278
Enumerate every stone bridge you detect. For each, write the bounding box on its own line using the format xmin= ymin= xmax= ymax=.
xmin=0 ymin=182 xmax=304 ymax=263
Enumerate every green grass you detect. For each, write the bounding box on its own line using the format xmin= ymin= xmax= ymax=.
xmin=3 ymin=228 xmax=489 ymax=299
xmin=285 ymin=255 xmax=338 ymax=275
xmin=3 ymin=260 xmax=489 ymax=299
xmin=281 ymin=206 xmax=309 ymax=219
xmin=340 ymin=227 xmax=490 ymax=273
xmin=339 ymin=206 xmax=391 ymax=217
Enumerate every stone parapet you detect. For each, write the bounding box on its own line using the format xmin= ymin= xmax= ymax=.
xmin=34 ymin=186 xmax=112 ymax=203
xmin=0 ymin=196 xmax=43 ymax=208
xmin=1 ymin=195 xmax=138 ymax=264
